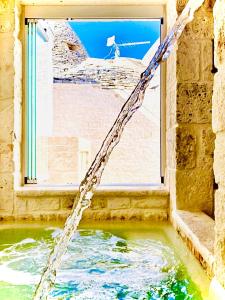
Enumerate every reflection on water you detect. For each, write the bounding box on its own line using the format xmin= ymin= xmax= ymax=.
xmin=0 ymin=227 xmax=203 ymax=300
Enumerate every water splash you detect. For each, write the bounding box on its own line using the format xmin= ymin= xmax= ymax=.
xmin=0 ymin=228 xmax=203 ymax=299
xmin=34 ymin=1 xmax=205 ymax=298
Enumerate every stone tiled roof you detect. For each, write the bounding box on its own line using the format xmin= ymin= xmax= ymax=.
xmin=54 ymin=57 xmax=146 ymax=90
xmin=52 ymin=21 xmax=87 ymax=78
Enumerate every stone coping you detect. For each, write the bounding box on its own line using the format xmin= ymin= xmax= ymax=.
xmin=172 ymin=210 xmax=215 ymax=277
xmin=15 ymin=185 xmax=169 ymax=197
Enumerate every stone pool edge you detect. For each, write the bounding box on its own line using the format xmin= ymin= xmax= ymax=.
xmin=0 ymin=186 xmax=169 ymax=222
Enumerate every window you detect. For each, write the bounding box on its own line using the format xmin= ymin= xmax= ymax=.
xmin=23 ymin=5 xmax=165 ymax=186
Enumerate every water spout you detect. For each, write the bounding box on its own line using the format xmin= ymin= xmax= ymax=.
xmin=34 ymin=0 xmax=205 ymax=299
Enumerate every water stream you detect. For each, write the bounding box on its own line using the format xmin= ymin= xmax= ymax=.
xmin=34 ymin=1 xmax=205 ymax=298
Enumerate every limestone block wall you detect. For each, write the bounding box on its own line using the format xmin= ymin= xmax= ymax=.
xmin=166 ymin=0 xmax=215 ymax=216
xmin=13 ymin=188 xmax=169 ymax=222
xmin=213 ymin=0 xmax=225 ymax=288
xmin=0 ymin=0 xmax=15 ymax=213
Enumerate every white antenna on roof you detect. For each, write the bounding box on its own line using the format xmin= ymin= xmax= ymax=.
xmin=106 ymin=35 xmax=150 ymax=59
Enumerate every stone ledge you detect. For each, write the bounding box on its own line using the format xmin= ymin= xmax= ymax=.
xmin=172 ymin=210 xmax=215 ymax=277
xmin=12 ymin=186 xmax=169 ymax=221
xmin=15 ymin=186 xmax=169 ymax=197
xmin=0 ymin=208 xmax=168 ymax=222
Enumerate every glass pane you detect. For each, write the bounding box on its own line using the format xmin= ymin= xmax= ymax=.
xmin=26 ymin=21 xmax=37 ymax=183
xmin=35 ymin=19 xmax=161 ymax=186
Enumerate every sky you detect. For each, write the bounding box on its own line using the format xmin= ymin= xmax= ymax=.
xmin=69 ymin=20 xmax=160 ymax=60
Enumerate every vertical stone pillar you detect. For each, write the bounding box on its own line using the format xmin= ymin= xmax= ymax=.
xmin=213 ymin=0 xmax=225 ymax=288
xmin=166 ymin=0 xmax=215 ymax=216
xmin=0 ymin=0 xmax=15 ymax=214
xmin=176 ymin=0 xmax=215 ymax=215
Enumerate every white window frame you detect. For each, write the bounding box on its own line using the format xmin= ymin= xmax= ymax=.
xmin=22 ymin=4 xmax=166 ymax=186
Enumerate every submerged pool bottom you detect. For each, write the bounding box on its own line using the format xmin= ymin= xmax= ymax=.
xmin=0 ymin=223 xmax=208 ymax=300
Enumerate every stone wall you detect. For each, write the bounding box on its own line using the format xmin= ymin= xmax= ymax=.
xmin=0 ymin=0 xmax=15 ymax=213
xmin=52 ymin=83 xmax=160 ymax=185
xmin=213 ymin=0 xmax=225 ymax=288
xmin=13 ymin=188 xmax=169 ymax=222
xmin=166 ymin=0 xmax=215 ymax=216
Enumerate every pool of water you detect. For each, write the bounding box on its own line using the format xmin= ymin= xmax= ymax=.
xmin=0 ymin=222 xmax=209 ymax=299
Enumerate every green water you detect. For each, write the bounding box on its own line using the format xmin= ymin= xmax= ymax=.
xmin=0 ymin=222 xmax=209 ymax=299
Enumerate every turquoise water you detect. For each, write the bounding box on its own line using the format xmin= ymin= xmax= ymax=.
xmin=0 ymin=223 xmax=209 ymax=299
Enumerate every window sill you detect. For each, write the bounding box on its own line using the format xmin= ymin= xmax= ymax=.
xmin=15 ymin=185 xmax=169 ymax=197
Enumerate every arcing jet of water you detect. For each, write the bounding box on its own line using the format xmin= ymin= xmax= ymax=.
xmin=34 ymin=0 xmax=205 ymax=298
